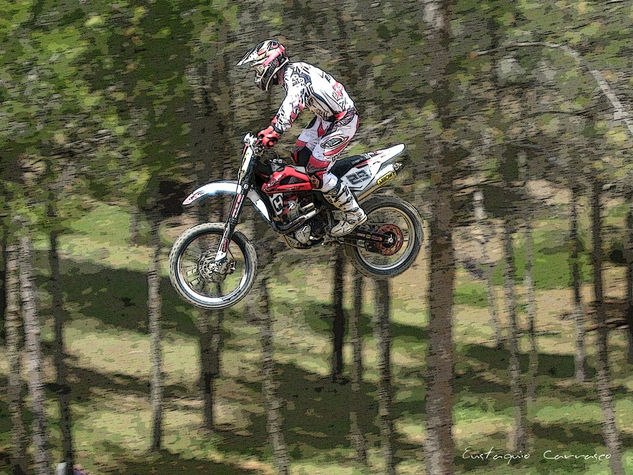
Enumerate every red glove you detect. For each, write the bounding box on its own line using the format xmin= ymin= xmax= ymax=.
xmin=257 ymin=125 xmax=281 ymax=148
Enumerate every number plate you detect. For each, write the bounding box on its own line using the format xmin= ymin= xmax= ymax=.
xmin=345 ymin=168 xmax=371 ymax=186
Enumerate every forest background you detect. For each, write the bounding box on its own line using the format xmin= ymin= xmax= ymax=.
xmin=2 ymin=0 xmax=633 ymax=474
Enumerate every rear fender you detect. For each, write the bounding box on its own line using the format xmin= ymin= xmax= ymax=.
xmin=183 ymin=180 xmax=271 ymax=222
xmin=341 ymin=144 xmax=406 ymax=201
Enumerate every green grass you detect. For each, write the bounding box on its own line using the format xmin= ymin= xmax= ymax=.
xmin=454 ymin=282 xmax=489 ymax=308
xmin=605 ymin=202 xmax=631 ymax=222
xmin=490 ymin=226 xmax=594 ymax=290
xmin=2 ymin=202 xmax=633 ymax=474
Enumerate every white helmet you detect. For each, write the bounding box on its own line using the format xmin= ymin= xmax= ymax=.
xmin=237 ymin=39 xmax=289 ymax=91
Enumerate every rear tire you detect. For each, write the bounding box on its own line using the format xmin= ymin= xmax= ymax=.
xmin=344 ymin=195 xmax=423 ymax=279
xmin=169 ymin=223 xmax=257 ymax=309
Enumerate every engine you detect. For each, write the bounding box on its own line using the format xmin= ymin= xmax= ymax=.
xmin=280 ymin=196 xmax=313 ymax=248
xmin=285 ymin=196 xmax=302 ymax=221
xmin=275 ymin=195 xmax=329 ymax=249
xmin=255 ymin=158 xmax=326 ymax=248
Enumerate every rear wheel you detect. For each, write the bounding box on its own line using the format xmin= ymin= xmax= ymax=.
xmin=169 ymin=223 xmax=257 ymax=309
xmin=344 ymin=195 xmax=423 ymax=279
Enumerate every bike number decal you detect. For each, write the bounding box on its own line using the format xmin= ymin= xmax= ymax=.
xmin=271 ymin=194 xmax=284 ymax=215
xmin=346 ymin=169 xmax=371 ymax=186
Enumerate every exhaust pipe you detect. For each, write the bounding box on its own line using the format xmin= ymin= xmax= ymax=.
xmin=357 ymin=163 xmax=400 ymax=201
xmin=276 ymin=208 xmax=318 ymax=234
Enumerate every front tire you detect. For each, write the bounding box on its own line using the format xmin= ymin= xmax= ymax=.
xmin=344 ymin=195 xmax=423 ymax=279
xmin=169 ymin=223 xmax=257 ymax=309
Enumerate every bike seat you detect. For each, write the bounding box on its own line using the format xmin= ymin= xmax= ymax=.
xmin=329 ymin=155 xmax=367 ymax=178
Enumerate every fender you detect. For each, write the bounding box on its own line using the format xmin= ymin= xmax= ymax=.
xmin=183 ymin=180 xmax=272 ymax=222
xmin=341 ymin=143 xmax=407 ymax=201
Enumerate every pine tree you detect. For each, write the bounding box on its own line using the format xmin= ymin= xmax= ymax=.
xmin=570 ymin=184 xmax=587 ymax=382
xmin=624 ymin=193 xmax=633 ymax=363
xmin=473 ymin=189 xmax=504 ymax=348
xmin=422 ymin=1 xmax=457 ymax=472
xmin=258 ymin=275 xmax=290 ymax=475
xmin=147 ymin=211 xmax=164 ymax=451
xmin=590 ymin=178 xmax=624 ymax=475
xmin=5 ymin=239 xmax=27 ymax=474
xmin=48 ymin=201 xmax=75 ymax=474
xmin=20 ymin=230 xmax=51 ymax=474
xmin=501 ymin=215 xmax=528 ymax=451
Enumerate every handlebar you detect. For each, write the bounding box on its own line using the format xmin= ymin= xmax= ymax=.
xmin=244 ymin=132 xmax=270 ymax=157
xmin=242 ymin=132 xmax=263 ymax=154
xmin=243 ymin=132 xmax=258 ymax=146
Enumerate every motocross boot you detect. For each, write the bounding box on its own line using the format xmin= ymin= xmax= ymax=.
xmin=323 ymin=180 xmax=367 ymax=237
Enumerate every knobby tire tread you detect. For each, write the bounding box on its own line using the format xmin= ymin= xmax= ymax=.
xmin=344 ymin=195 xmax=423 ymax=280
xmin=168 ymin=223 xmax=257 ymax=309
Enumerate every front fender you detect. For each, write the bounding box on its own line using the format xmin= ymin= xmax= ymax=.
xmin=183 ymin=180 xmax=271 ymax=222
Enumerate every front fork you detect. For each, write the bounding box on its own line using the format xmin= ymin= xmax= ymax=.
xmin=213 ymin=182 xmax=249 ymax=265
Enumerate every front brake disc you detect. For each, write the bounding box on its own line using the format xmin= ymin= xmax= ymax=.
xmin=198 ymin=253 xmax=227 ymax=283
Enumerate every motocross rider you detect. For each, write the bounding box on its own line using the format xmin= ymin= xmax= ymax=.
xmin=237 ymin=39 xmax=367 ymax=237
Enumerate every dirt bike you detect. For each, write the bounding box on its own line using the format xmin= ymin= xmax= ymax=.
xmin=169 ymin=133 xmax=423 ymax=309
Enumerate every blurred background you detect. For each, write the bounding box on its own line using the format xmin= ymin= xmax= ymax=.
xmin=1 ymin=0 xmax=633 ymax=474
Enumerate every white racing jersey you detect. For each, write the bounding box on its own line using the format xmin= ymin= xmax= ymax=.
xmin=272 ymin=62 xmax=356 ymax=134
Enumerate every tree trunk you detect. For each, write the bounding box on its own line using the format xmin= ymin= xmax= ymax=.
xmin=190 ymin=41 xmax=229 ymax=432
xmin=349 ymin=272 xmax=368 ymax=465
xmin=524 ymin=220 xmax=538 ymax=405
xmin=6 ymin=241 xmax=27 ymax=474
xmin=590 ymin=179 xmax=624 ymax=475
xmin=489 ymin=19 xmax=525 ymax=447
xmin=258 ymin=275 xmax=290 ymax=475
xmin=189 ymin=29 xmax=232 ymax=431
xmin=214 ymin=24 xmax=237 ymax=185
xmin=518 ymin=152 xmax=538 ymax=405
xmin=196 ymin=199 xmax=225 ymax=431
xmin=331 ymin=247 xmax=346 ymax=381
xmin=19 ymin=232 xmax=51 ymax=474
xmin=147 ymin=213 xmax=163 ymax=451
xmin=501 ymin=217 xmax=529 ymax=452
xmin=473 ymin=190 xmax=503 ymax=348
xmin=129 ymin=205 xmax=141 ymax=246
xmin=570 ymin=185 xmax=587 ymax=382
xmin=1 ymin=226 xmax=7 ymax=341
xmin=624 ymin=193 xmax=633 ymax=364
xmin=374 ymin=279 xmax=395 ymax=474
xmin=422 ymin=1 xmax=457 ymax=472
xmin=49 ymin=229 xmax=75 ymax=474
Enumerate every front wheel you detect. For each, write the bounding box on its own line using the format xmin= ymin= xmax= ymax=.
xmin=344 ymin=195 xmax=423 ymax=279
xmin=169 ymin=223 xmax=257 ymax=309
